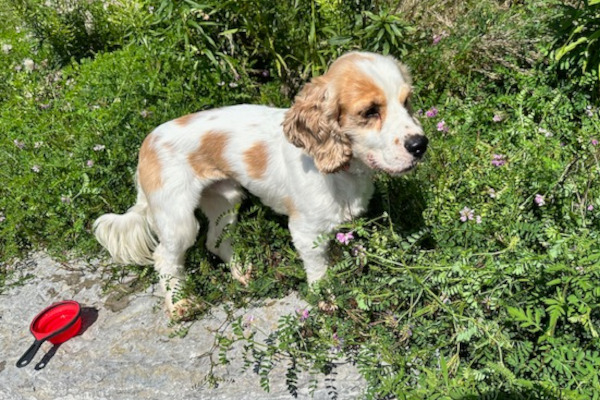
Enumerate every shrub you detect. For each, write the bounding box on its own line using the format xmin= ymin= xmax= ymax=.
xmin=152 ymin=0 xmax=414 ymax=91
xmin=8 ymin=0 xmax=150 ymax=64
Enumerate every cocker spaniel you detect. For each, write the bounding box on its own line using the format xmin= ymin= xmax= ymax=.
xmin=94 ymin=51 xmax=428 ymax=317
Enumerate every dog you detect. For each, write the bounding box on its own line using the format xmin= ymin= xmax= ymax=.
xmin=93 ymin=51 xmax=428 ymax=317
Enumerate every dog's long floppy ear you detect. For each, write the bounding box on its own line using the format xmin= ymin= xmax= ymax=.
xmin=282 ymin=75 xmax=352 ymax=173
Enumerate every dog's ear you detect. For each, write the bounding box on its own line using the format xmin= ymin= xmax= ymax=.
xmin=282 ymin=75 xmax=352 ymax=173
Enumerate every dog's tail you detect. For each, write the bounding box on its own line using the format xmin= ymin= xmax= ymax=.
xmin=93 ymin=182 xmax=157 ymax=265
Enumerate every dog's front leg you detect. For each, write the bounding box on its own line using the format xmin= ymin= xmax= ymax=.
xmin=289 ymin=221 xmax=330 ymax=284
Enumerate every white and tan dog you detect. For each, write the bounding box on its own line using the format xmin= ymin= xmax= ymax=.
xmin=94 ymin=52 xmax=428 ymax=316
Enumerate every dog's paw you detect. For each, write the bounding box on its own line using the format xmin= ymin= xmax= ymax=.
xmin=231 ymin=263 xmax=253 ymax=286
xmin=169 ymin=298 xmax=195 ymax=322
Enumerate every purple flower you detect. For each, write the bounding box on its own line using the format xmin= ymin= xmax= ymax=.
xmin=243 ymin=314 xmax=255 ymax=328
xmin=432 ymin=31 xmax=448 ymax=45
xmin=331 ymin=332 xmax=344 ymax=352
xmin=86 ymin=160 xmax=94 ymax=168
xmin=425 ymin=107 xmax=438 ymax=118
xmin=592 ymin=138 xmax=598 ymax=146
xmin=587 ymin=204 xmax=594 ymax=211
xmin=491 ymin=154 xmax=506 ymax=167
xmin=534 ymin=194 xmax=545 ymax=207
xmin=493 ymin=114 xmax=503 ymax=122
xmin=298 ymin=308 xmax=310 ymax=322
xmin=437 ymin=120 xmax=449 ymax=132
xmin=460 ymin=207 xmax=474 ymax=222
xmin=336 ymin=232 xmax=354 ymax=245
xmin=351 ymin=244 xmax=366 ymax=257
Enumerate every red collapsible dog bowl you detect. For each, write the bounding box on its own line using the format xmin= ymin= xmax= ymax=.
xmin=16 ymin=300 xmax=82 ymax=368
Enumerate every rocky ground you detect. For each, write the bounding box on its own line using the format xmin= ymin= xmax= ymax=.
xmin=0 ymin=253 xmax=365 ymax=400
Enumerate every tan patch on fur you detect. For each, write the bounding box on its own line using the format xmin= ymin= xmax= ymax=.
xmin=138 ymin=134 xmax=162 ymax=193
xmin=283 ymin=197 xmax=298 ymax=219
xmin=174 ymin=113 xmax=198 ymax=126
xmin=337 ymin=68 xmax=387 ymax=132
xmin=243 ymin=141 xmax=269 ymax=180
xmin=399 ymin=86 xmax=412 ymax=105
xmin=187 ymin=131 xmax=233 ymax=180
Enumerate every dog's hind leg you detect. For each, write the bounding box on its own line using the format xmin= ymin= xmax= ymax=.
xmin=199 ymin=180 xmax=250 ymax=284
xmin=149 ymin=183 xmax=203 ymax=318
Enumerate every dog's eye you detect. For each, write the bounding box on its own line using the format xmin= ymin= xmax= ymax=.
xmin=363 ymin=105 xmax=380 ymax=119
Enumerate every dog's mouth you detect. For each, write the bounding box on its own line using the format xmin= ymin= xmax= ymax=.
xmin=366 ymin=154 xmax=419 ymax=175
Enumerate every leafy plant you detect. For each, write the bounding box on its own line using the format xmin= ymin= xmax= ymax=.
xmin=551 ymin=0 xmax=600 ymax=93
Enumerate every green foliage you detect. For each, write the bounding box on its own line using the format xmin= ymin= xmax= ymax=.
xmin=8 ymin=0 xmax=150 ymax=64
xmin=551 ymin=0 xmax=600 ymax=93
xmin=152 ymin=0 xmax=414 ymax=90
xmin=1 ymin=0 xmax=600 ymax=398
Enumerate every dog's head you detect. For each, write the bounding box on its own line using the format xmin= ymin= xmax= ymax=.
xmin=283 ymin=52 xmax=428 ymax=175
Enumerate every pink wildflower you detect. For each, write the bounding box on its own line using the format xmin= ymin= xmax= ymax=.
xmin=432 ymin=31 xmax=448 ymax=45
xmin=86 ymin=160 xmax=94 ymax=167
xmin=460 ymin=207 xmax=474 ymax=222
xmin=587 ymin=204 xmax=594 ymax=211
xmin=491 ymin=154 xmax=506 ymax=167
xmin=437 ymin=120 xmax=449 ymax=132
xmin=298 ymin=309 xmax=310 ymax=322
xmin=591 ymin=138 xmax=598 ymax=146
xmin=336 ymin=232 xmax=354 ymax=245
xmin=534 ymin=194 xmax=545 ymax=206
xmin=331 ymin=332 xmax=344 ymax=352
xmin=425 ymin=107 xmax=438 ymax=118
xmin=243 ymin=314 xmax=255 ymax=328
xmin=492 ymin=114 xmax=503 ymax=122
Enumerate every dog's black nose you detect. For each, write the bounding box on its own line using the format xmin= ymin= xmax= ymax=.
xmin=404 ymin=135 xmax=428 ymax=158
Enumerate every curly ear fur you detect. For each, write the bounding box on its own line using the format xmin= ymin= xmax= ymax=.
xmin=282 ymin=75 xmax=353 ymax=173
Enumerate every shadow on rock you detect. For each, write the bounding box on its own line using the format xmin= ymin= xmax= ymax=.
xmin=78 ymin=306 xmax=99 ymax=336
